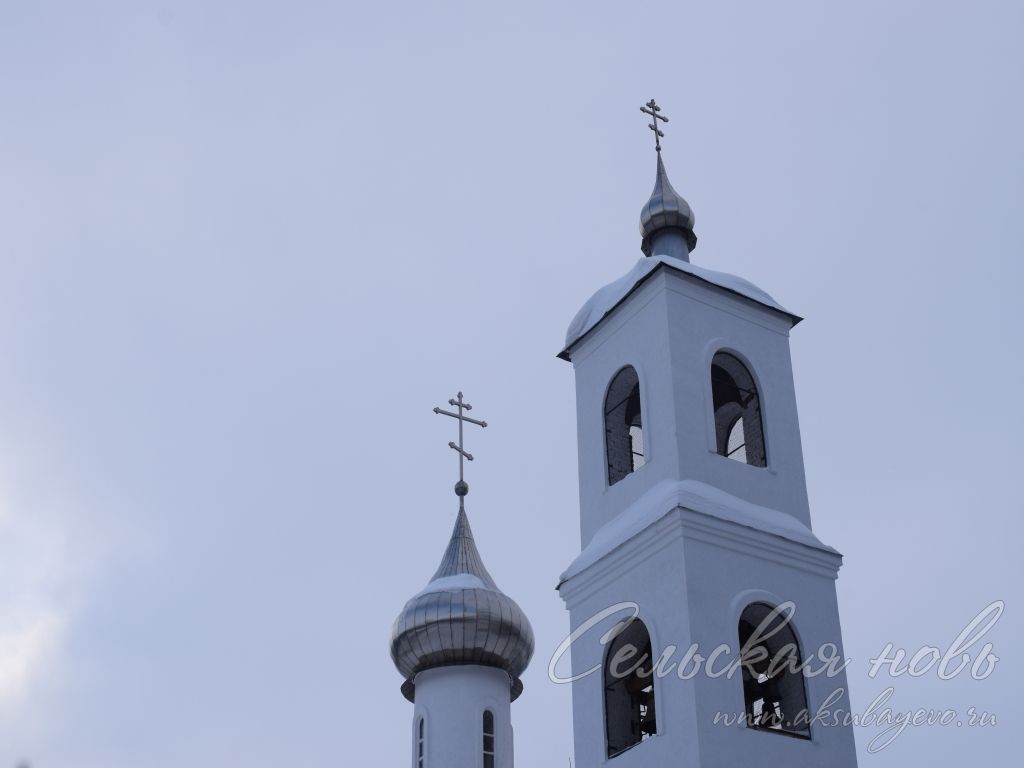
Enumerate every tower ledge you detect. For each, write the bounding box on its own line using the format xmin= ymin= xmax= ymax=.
xmin=558 ymin=478 xmax=842 ymax=599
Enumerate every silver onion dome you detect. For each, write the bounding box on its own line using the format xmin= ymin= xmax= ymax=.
xmin=390 ymin=502 xmax=535 ymax=702
xmin=639 ymin=152 xmax=697 ymax=257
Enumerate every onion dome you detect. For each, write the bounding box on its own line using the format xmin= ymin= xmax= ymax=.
xmin=639 ymin=152 xmax=697 ymax=258
xmin=390 ymin=502 xmax=535 ymax=702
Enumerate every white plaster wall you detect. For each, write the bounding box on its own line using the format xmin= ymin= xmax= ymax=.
xmin=562 ymin=514 xmax=701 ymax=768
xmin=569 ymin=267 xmax=812 ymax=549
xmin=412 ymin=666 xmax=514 ymax=768
xmin=680 ymin=524 xmax=858 ymax=768
xmin=663 ymin=272 xmax=812 ymax=527
xmin=560 ymin=507 xmax=858 ymax=768
xmin=570 ymin=272 xmax=680 ymax=550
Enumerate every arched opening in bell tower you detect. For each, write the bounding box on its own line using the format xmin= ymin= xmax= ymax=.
xmin=737 ymin=602 xmax=811 ymax=738
xmin=711 ymin=352 xmax=767 ymax=467
xmin=604 ymin=618 xmax=657 ymax=757
xmin=605 ymin=366 xmax=645 ymax=485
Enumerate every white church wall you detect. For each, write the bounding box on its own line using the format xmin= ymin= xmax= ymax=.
xmin=680 ymin=519 xmax=858 ymax=767
xmin=569 ymin=267 xmax=815 ymax=556
xmin=662 ymin=270 xmax=813 ymax=528
xmin=569 ymin=271 xmax=683 ymax=548
xmin=562 ymin=511 xmax=702 ymax=767
xmin=412 ymin=665 xmax=513 ymax=768
xmin=559 ymin=502 xmax=858 ymax=768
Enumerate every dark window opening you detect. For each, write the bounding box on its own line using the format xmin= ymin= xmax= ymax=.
xmin=417 ymin=717 xmax=425 ymax=767
xmin=483 ymin=710 xmax=495 ymax=768
xmin=711 ymin=352 xmax=766 ymax=467
xmin=605 ymin=366 xmax=645 ymax=485
xmin=738 ymin=603 xmax=810 ymax=739
xmin=604 ymin=619 xmax=657 ymax=757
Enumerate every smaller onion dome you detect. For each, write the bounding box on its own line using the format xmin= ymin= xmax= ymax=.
xmin=390 ymin=502 xmax=535 ymax=702
xmin=639 ymin=153 xmax=697 ymax=257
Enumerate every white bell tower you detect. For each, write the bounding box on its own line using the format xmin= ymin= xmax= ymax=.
xmin=556 ymin=103 xmax=859 ymax=767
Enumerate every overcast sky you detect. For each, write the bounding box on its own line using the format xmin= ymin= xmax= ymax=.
xmin=0 ymin=1 xmax=1021 ymax=766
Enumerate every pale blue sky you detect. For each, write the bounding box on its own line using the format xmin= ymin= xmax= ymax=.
xmin=0 ymin=1 xmax=1021 ymax=765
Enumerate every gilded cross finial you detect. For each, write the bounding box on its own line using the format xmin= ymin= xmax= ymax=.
xmin=640 ymin=99 xmax=669 ymax=152
xmin=433 ymin=391 xmax=487 ymax=499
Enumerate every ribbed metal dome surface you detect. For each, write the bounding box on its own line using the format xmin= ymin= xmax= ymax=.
xmin=639 ymin=152 xmax=697 ymax=255
xmin=390 ymin=503 xmax=534 ymax=701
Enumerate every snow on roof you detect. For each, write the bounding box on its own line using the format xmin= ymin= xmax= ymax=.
xmin=412 ymin=572 xmax=490 ymax=599
xmin=560 ymin=255 xmax=801 ymax=359
xmin=559 ymin=479 xmax=837 ymax=585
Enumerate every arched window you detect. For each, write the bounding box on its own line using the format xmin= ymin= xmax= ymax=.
xmin=417 ymin=716 xmax=425 ymax=767
xmin=482 ymin=710 xmax=495 ymax=768
xmin=604 ymin=619 xmax=657 ymax=757
xmin=711 ymin=352 xmax=766 ymax=467
xmin=737 ymin=603 xmax=810 ymax=738
xmin=605 ymin=366 xmax=645 ymax=485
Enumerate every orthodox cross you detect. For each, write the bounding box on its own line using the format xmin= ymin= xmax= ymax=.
xmin=434 ymin=391 xmax=487 ymax=498
xmin=640 ymin=99 xmax=669 ymax=152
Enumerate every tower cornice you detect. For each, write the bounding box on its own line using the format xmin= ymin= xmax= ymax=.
xmin=558 ymin=256 xmax=802 ymax=362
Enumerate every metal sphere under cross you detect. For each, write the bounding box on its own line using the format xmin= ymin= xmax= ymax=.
xmin=433 ymin=391 xmax=487 ymax=498
xmin=640 ymin=98 xmax=669 ymax=152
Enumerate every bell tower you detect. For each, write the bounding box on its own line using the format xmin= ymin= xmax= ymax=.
xmin=556 ymin=103 xmax=858 ymax=767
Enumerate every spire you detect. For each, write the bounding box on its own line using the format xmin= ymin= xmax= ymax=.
xmin=429 ymin=390 xmax=495 ymax=584
xmin=430 ymin=500 xmax=498 ymax=588
xmin=638 ymin=100 xmax=697 ymax=260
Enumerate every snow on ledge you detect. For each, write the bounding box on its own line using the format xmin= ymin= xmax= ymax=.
xmin=560 ymin=479 xmax=836 ymax=584
xmin=413 ymin=573 xmax=490 ymax=599
xmin=561 ymin=255 xmax=798 ymax=356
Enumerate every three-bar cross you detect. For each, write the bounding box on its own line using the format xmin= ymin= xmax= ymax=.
xmin=640 ymin=99 xmax=669 ymax=152
xmin=434 ymin=391 xmax=487 ymax=497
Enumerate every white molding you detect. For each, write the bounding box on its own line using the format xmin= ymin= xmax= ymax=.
xmin=559 ymin=504 xmax=841 ymax=607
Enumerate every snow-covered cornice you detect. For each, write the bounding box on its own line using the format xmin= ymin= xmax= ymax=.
xmin=558 ymin=255 xmax=801 ymax=361
xmin=558 ymin=479 xmax=842 ymax=605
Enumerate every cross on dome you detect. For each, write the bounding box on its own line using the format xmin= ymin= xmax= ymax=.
xmin=433 ymin=391 xmax=487 ymax=498
xmin=640 ymin=98 xmax=669 ymax=152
